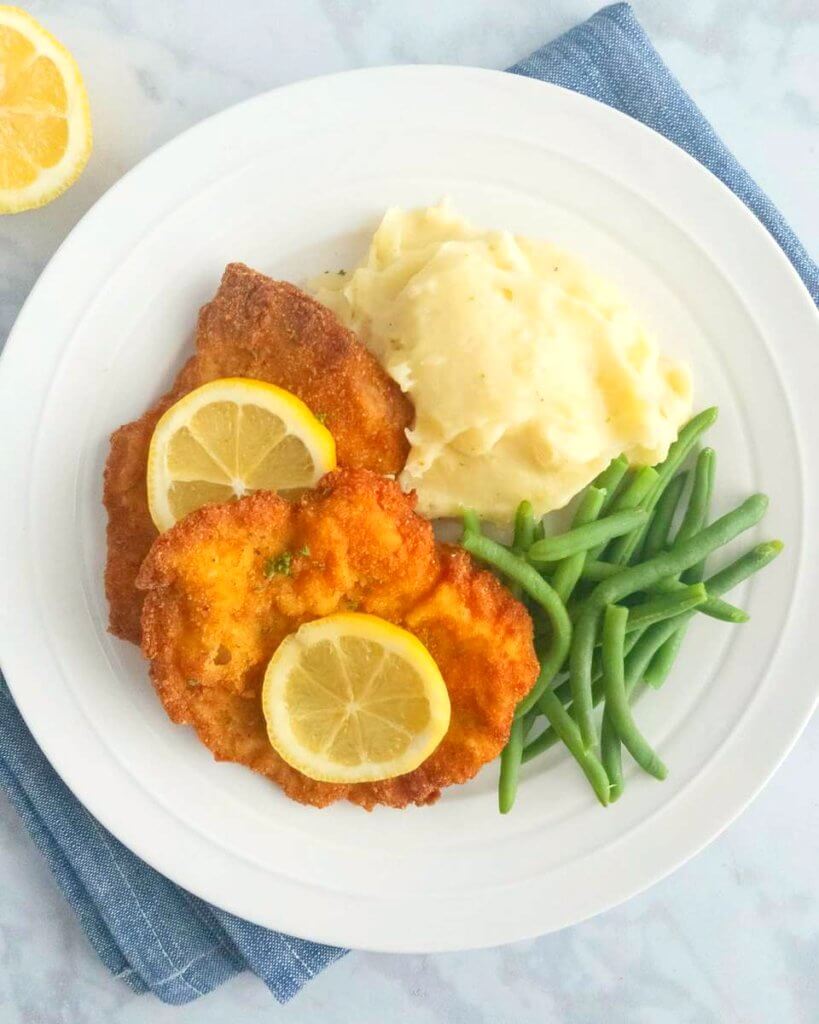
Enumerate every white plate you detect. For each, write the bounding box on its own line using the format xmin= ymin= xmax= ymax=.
xmin=1 ymin=67 xmax=817 ymax=953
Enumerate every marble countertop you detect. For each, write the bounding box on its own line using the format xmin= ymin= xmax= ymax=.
xmin=1 ymin=2 xmax=817 ymax=1021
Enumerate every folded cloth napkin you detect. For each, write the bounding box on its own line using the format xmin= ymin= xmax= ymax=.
xmin=0 ymin=1 xmax=816 ymax=1007
xmin=0 ymin=679 xmax=345 ymax=1003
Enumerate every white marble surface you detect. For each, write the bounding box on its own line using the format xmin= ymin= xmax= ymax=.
xmin=1 ymin=1 xmax=817 ymax=1021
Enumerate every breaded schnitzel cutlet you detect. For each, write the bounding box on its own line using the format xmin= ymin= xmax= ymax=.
xmin=104 ymin=263 xmax=413 ymax=644
xmin=137 ymin=469 xmax=538 ymax=809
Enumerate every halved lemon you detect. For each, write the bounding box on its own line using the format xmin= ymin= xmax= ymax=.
xmin=147 ymin=377 xmax=336 ymax=532
xmin=0 ymin=6 xmax=92 ymax=213
xmin=262 ymin=613 xmax=451 ymax=784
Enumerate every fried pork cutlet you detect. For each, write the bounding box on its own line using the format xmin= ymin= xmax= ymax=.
xmin=136 ymin=469 xmax=538 ymax=810
xmin=104 ymin=263 xmax=413 ymax=644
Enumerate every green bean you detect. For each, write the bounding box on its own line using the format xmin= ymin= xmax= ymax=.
xmin=601 ymin=615 xmax=686 ymax=797
xmin=666 ymin=448 xmax=715 ymax=611
xmin=607 ymin=407 xmax=719 ymax=565
xmin=588 ymin=466 xmax=659 ymax=561
xmin=462 ymin=508 xmax=480 ymax=538
xmin=551 ymin=487 xmax=606 ymax=604
xmin=641 ymin=471 xmax=688 ymax=560
xmin=514 ymin=658 xmax=558 ymax=720
xmin=461 ymin=533 xmax=572 ymax=718
xmin=625 ymin=584 xmax=706 ymax=632
xmin=705 ymin=539 xmax=782 ymax=596
xmin=537 ymin=690 xmax=610 ymax=806
xmin=622 ymin=450 xmax=712 ymax=679
xmin=646 ymin=540 xmax=782 ymax=690
xmin=513 ymin=500 xmax=535 ymax=553
xmin=526 ymin=631 xmax=644 ymax=761
xmin=529 ymin=508 xmax=648 ymax=563
xmin=581 ymin=560 xmax=748 ymax=621
xmin=650 ymin=576 xmax=747 ymax=622
xmin=630 ymin=610 xmax=701 ymax=669
xmin=498 ymin=716 xmax=524 ymax=813
xmin=602 ymin=604 xmax=667 ymax=780
xmin=551 ymin=662 xmax=595 ymax=709
xmin=600 ymin=711 xmax=622 ymax=801
xmin=589 ymin=628 xmax=644 ymax=680
xmin=678 ymin=449 xmax=716 ymax=548
xmin=581 ymin=559 xmax=625 ymax=582
xmin=593 ymin=455 xmax=629 ymax=512
xmin=644 ymin=540 xmax=783 ymax=688
xmin=611 ymin=466 xmax=659 ymax=511
xmin=642 ymin=628 xmax=686 ymax=693
xmin=569 ymin=493 xmax=768 ymax=748
xmin=509 ymin=501 xmax=535 ymax=598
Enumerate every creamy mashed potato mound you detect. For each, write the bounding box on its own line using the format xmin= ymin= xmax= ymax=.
xmin=313 ymin=204 xmax=692 ymax=522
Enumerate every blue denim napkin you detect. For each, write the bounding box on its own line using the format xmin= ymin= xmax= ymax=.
xmin=1 ymin=1 xmax=816 ymax=1008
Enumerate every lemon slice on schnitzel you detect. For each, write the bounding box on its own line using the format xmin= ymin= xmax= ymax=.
xmin=147 ymin=377 xmax=336 ymax=531
xmin=262 ymin=614 xmax=451 ymax=784
xmin=0 ymin=6 xmax=92 ymax=213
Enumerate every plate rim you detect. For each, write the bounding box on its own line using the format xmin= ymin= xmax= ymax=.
xmin=1 ymin=64 xmax=818 ymax=952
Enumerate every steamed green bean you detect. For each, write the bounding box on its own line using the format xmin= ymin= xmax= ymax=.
xmin=509 ymin=500 xmax=535 ymax=598
xmin=602 ymin=604 xmax=667 ymax=780
xmin=526 ymin=631 xmax=643 ymax=761
xmin=551 ymin=486 xmax=606 ymax=604
xmin=593 ymin=455 xmax=629 ymax=513
xmin=641 ymin=471 xmax=688 ymax=560
xmin=581 ymin=561 xmax=748 ymax=621
xmin=498 ymin=716 xmax=524 ymax=813
xmin=643 ymin=447 xmax=715 ymax=669
xmin=513 ymin=500 xmax=535 ymax=553
xmin=529 ymin=508 xmax=648 ymax=563
xmin=587 ymin=466 xmax=659 ymax=561
xmin=600 ymin=711 xmax=622 ymax=801
xmin=625 ymin=584 xmax=706 ymax=632
xmin=644 ymin=540 xmax=783 ymax=688
xmin=460 ymin=531 xmax=572 ymax=718
xmin=607 ymin=407 xmax=718 ymax=565
xmin=601 ymin=614 xmax=688 ymax=797
xmin=570 ymin=493 xmax=768 ymax=748
xmin=459 ymin=418 xmax=782 ymax=815
xmin=461 ymin=508 xmax=480 ymax=538
xmin=538 ymin=689 xmax=610 ymax=806
xmin=678 ymin=449 xmax=716 ymax=548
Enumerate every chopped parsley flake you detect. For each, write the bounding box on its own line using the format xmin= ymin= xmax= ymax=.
xmin=314 ymin=412 xmax=328 ymax=425
xmin=264 ymin=546 xmax=310 ymax=578
xmin=264 ymin=552 xmax=292 ymax=578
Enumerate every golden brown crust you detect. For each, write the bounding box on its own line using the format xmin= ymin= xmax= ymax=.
xmin=137 ymin=469 xmax=538 ymax=809
xmin=104 ymin=263 xmax=413 ymax=644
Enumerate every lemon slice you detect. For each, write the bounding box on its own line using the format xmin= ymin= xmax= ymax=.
xmin=147 ymin=377 xmax=336 ymax=531
xmin=0 ymin=6 xmax=92 ymax=213
xmin=262 ymin=613 xmax=451 ymax=784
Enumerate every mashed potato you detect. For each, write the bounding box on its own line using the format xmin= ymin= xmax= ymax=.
xmin=313 ymin=203 xmax=692 ymax=522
